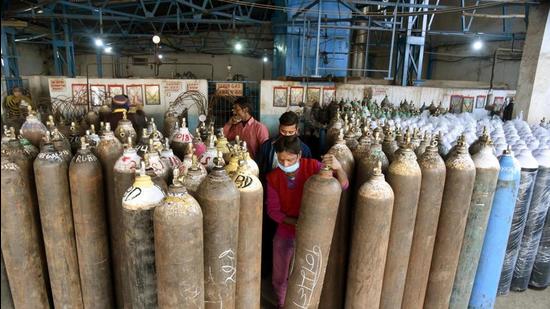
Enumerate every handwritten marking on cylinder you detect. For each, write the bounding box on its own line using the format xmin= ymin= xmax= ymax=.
xmin=123 ymin=187 xmax=142 ymax=202
xmin=293 ymin=245 xmax=322 ymax=309
xmin=235 ymin=175 xmax=253 ymax=188
xmin=219 ymin=249 xmax=236 ymax=284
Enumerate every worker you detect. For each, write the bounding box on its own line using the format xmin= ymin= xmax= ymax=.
xmin=3 ymin=87 xmax=33 ymax=132
xmin=257 ymin=111 xmax=312 ymax=181
xmin=257 ymin=111 xmax=313 ymax=279
xmin=223 ymin=97 xmax=269 ymax=158
xmin=128 ymin=98 xmax=147 ymax=140
xmin=266 ymin=135 xmax=348 ymax=308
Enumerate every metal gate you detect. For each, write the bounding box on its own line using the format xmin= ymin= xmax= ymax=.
xmin=207 ymin=81 xmax=260 ymax=130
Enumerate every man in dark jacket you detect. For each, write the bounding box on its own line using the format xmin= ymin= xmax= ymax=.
xmin=256 ymin=111 xmax=312 ymax=182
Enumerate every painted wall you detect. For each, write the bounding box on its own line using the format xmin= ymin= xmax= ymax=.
xmin=15 ymin=43 xmax=54 ymax=76
xmin=47 ymin=77 xmax=208 ymax=131
xmin=74 ymin=53 xmax=272 ymax=81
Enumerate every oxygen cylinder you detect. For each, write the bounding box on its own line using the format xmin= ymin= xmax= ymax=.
xmin=241 ymin=142 xmax=260 ymax=177
xmin=232 ymin=160 xmax=263 ymax=309
xmin=382 ymin=130 xmax=399 ymax=162
xmin=96 ymin=123 xmax=124 ymax=306
xmin=19 ymin=106 xmax=47 ymax=147
xmin=402 ymin=140 xmax=446 ymax=309
xmin=122 ymin=163 xmax=166 ymax=308
xmin=320 ymin=130 xmax=355 ymax=309
xmin=530 ymin=211 xmax=550 ymax=288
xmin=284 ymin=166 xmax=342 ymax=309
xmin=345 ymin=162 xmax=394 ymax=309
xmin=469 ymin=148 xmax=521 ymax=308
xmin=68 ymin=137 xmax=114 ymax=307
xmin=147 ymin=117 xmax=164 ymax=140
xmin=415 ymin=132 xmax=431 ymax=158
xmin=171 ymin=118 xmax=193 ymax=159
xmin=225 ymin=152 xmax=240 ymax=176
xmin=99 ymin=104 xmax=112 ymax=122
xmin=136 ymin=128 xmax=150 ymax=158
xmin=356 ymin=131 xmax=388 ymax=187
xmin=179 ymin=145 xmax=208 ymax=177
xmin=19 ymin=135 xmax=39 ymax=159
xmin=145 ymin=139 xmax=170 ymax=184
xmin=1 ymin=254 xmax=14 ymax=309
xmin=352 ymin=128 xmax=371 ymax=162
xmin=216 ymin=130 xmax=231 ymax=162
xmin=450 ymin=136 xmax=500 ymax=309
xmin=193 ymin=127 xmax=207 ymax=158
xmin=181 ymin=155 xmax=208 ymax=198
xmin=115 ymin=110 xmax=137 ymax=145
xmin=155 ymin=169 xmax=204 ymax=308
xmin=68 ymin=122 xmax=80 ymax=154
xmin=196 ymin=154 xmax=240 ymax=309
xmin=34 ymin=137 xmax=83 ymax=308
xmin=379 ymin=134 xmax=422 ymax=309
xmin=160 ymin=138 xmax=183 ymax=181
xmin=163 ymin=111 xmax=179 ymax=138
xmin=511 ymin=147 xmax=550 ymax=290
xmin=344 ymin=129 xmax=359 ymax=151
xmin=326 ymin=110 xmax=343 ymax=148
xmin=424 ymin=136 xmax=476 ymax=309
xmin=200 ymin=134 xmax=219 ymax=172
xmin=113 ymin=137 xmax=141 ymax=307
xmin=498 ymin=150 xmax=539 ymax=295
xmin=1 ymin=155 xmax=49 ymax=308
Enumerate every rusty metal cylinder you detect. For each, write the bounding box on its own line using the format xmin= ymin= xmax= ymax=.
xmin=424 ymin=137 xmax=476 ymax=309
xmin=356 ymin=132 xmax=388 ymax=188
xmin=34 ymin=141 xmax=83 ymax=308
xmin=122 ymin=163 xmax=166 ymax=308
xmin=182 ymin=155 xmax=208 ymax=199
xmin=19 ymin=107 xmax=47 ymax=147
xmin=115 ymin=110 xmax=137 ymax=145
xmin=345 ymin=163 xmax=394 ymax=309
xmin=69 ymin=139 xmax=114 ymax=308
xmin=232 ymin=161 xmax=263 ymax=309
xmin=284 ymin=167 xmax=342 ymax=309
xmin=171 ymin=119 xmax=194 ymax=160
xmin=382 ymin=130 xmax=399 ymax=162
xmin=450 ymin=139 xmax=500 ymax=308
xmin=154 ymin=171 xmax=204 ymax=308
xmin=1 ymin=156 xmax=49 ymax=308
xmin=379 ymin=136 xmax=422 ymax=309
xmin=196 ymin=157 xmax=240 ymax=309
xmin=401 ymin=140 xmax=446 ymax=309
xmin=113 ymin=139 xmax=142 ymax=307
xmin=320 ymin=132 xmax=355 ymax=309
xmin=1 ymin=254 xmax=14 ymax=309
xmin=96 ymin=123 xmax=124 ymax=307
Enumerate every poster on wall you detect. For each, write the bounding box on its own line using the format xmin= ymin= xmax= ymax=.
xmin=90 ymin=85 xmax=106 ymax=107
xmin=322 ymin=87 xmax=336 ymax=106
xmin=450 ymin=95 xmax=463 ymax=113
xmin=273 ymin=87 xmax=288 ymax=108
xmin=306 ymin=87 xmax=321 ymax=106
xmin=462 ymin=96 xmax=474 ymax=113
xmin=216 ymin=82 xmax=243 ymax=96
xmin=187 ymin=81 xmax=201 ymax=92
xmin=72 ymin=84 xmax=88 ymax=104
xmin=50 ymin=79 xmax=66 ymax=92
xmin=475 ymin=95 xmax=486 ymax=109
xmin=126 ymin=85 xmax=144 ymax=106
xmin=108 ymin=84 xmax=124 ymax=99
xmin=290 ymin=87 xmax=304 ymax=106
xmin=145 ymin=84 xmax=161 ymax=105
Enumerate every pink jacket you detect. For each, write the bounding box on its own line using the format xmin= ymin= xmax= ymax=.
xmin=223 ymin=117 xmax=269 ymax=159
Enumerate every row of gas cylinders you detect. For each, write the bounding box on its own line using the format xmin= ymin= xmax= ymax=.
xmin=0 ymin=113 xmax=268 ymax=309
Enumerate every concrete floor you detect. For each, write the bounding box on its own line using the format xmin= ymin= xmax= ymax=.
xmin=261 ymin=277 xmax=550 ymax=309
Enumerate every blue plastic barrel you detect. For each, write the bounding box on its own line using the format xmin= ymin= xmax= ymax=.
xmin=469 ymin=150 xmax=521 ymax=308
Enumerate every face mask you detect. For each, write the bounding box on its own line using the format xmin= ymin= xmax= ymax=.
xmin=278 ymin=160 xmax=300 ymax=174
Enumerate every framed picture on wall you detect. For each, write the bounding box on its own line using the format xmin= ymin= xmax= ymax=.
xmin=462 ymin=96 xmax=474 ymax=113
xmin=450 ymin=95 xmax=463 ymax=114
xmin=306 ymin=87 xmax=321 ymax=106
xmin=493 ymin=96 xmax=505 ymax=111
xmin=108 ymin=84 xmax=124 ymax=99
xmin=90 ymin=84 xmax=106 ymax=107
xmin=475 ymin=95 xmax=486 ymax=109
xmin=322 ymin=87 xmax=336 ymax=106
xmin=71 ymin=84 xmax=88 ymax=104
xmin=290 ymin=86 xmax=304 ymax=106
xmin=145 ymin=84 xmax=161 ymax=105
xmin=126 ymin=85 xmax=144 ymax=106
xmin=273 ymin=87 xmax=288 ymax=108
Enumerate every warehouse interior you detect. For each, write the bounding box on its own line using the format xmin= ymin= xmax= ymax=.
xmin=1 ymin=0 xmax=549 ymax=308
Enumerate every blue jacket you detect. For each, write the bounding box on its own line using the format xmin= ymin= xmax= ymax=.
xmin=256 ymin=136 xmax=312 ymax=182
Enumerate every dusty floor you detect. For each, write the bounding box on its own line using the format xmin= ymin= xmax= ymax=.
xmin=260 ymin=277 xmax=550 ymax=309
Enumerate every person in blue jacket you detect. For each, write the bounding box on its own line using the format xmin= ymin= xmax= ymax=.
xmin=256 ymin=111 xmax=312 ymax=182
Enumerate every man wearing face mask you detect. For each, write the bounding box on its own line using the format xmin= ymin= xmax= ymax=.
xmin=266 ymin=135 xmax=348 ymax=309
xmin=257 ymin=111 xmax=312 ymax=182
xmin=223 ymin=97 xmax=269 ymax=158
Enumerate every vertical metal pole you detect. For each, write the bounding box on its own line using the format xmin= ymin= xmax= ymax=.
xmin=301 ymin=18 xmax=306 ymax=75
xmin=364 ymin=16 xmax=371 ymax=77
xmin=290 ymin=19 xmax=295 ymax=75
xmin=416 ymin=0 xmax=429 ymax=82
xmin=96 ymin=52 xmax=103 ymax=78
xmin=314 ymin=0 xmax=322 ymax=77
xmin=387 ymin=0 xmax=398 ymax=80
